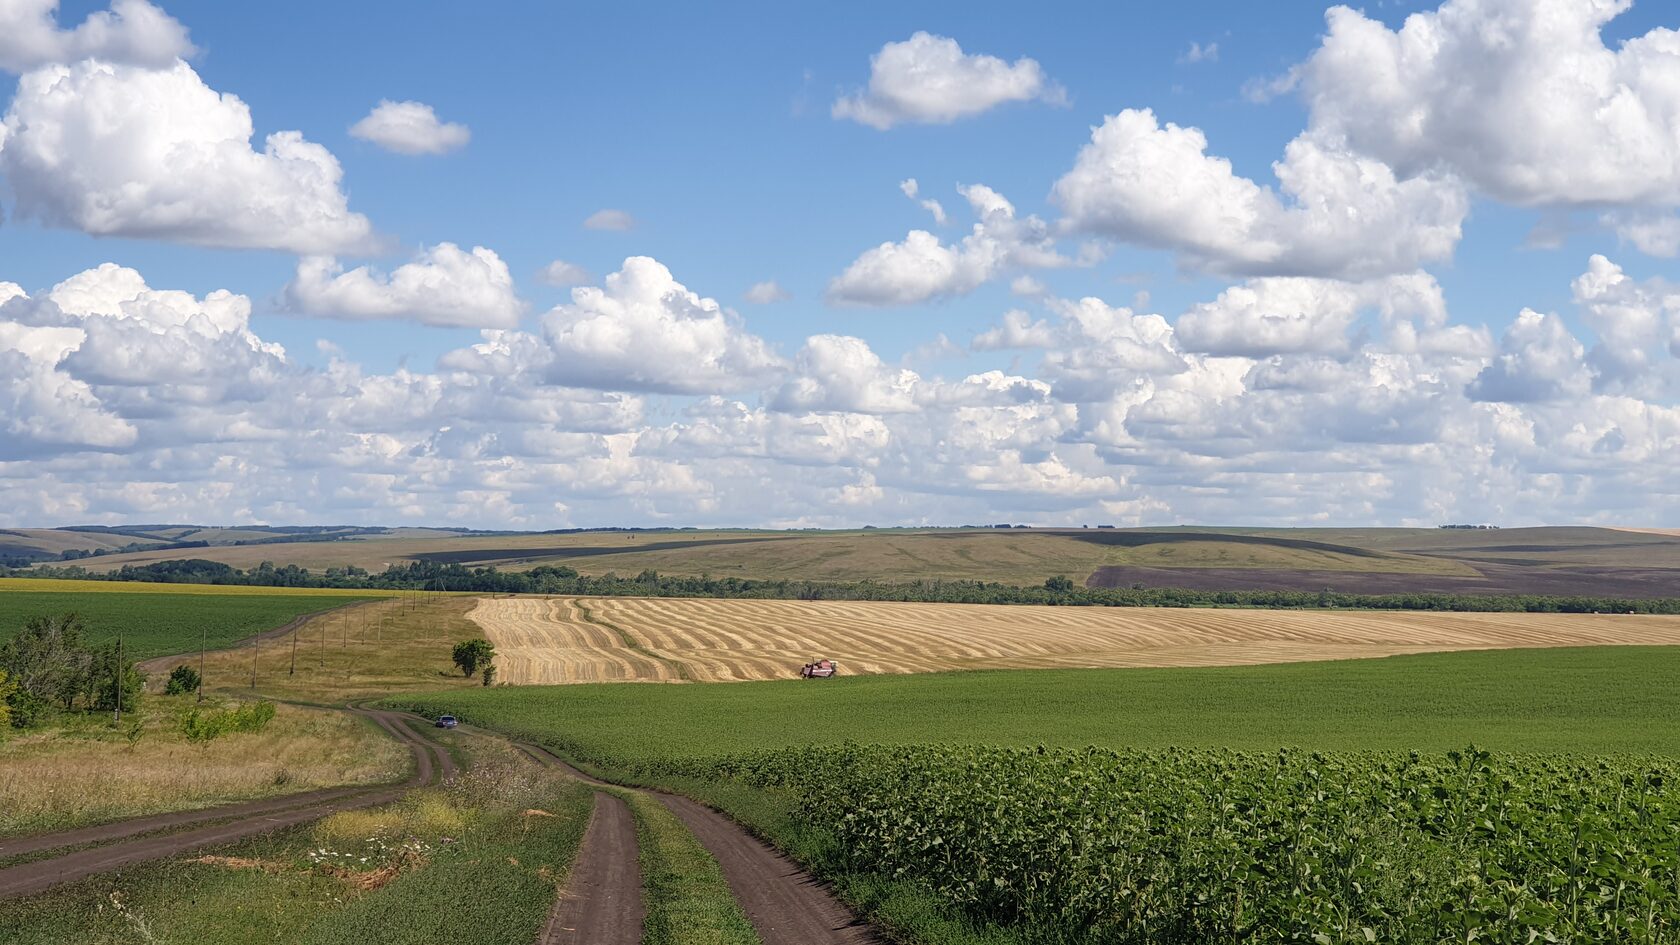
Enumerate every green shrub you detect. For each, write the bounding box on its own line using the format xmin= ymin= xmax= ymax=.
xmin=179 ymin=700 xmax=277 ymax=742
xmin=164 ymin=664 xmax=201 ymax=695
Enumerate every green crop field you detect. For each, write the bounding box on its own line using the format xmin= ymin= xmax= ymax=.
xmin=397 ymin=646 xmax=1680 ymax=759
xmin=395 ymin=647 xmax=1680 ymax=944
xmin=0 ymin=589 xmax=378 ymax=660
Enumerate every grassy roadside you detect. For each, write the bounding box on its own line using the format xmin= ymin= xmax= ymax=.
xmin=0 ymin=697 xmax=407 ymax=839
xmin=0 ymin=737 xmax=593 ymax=945
xmin=618 ymin=789 xmax=758 ymax=945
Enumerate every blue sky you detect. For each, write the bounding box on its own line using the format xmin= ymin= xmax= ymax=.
xmin=2 ymin=0 xmax=1678 ymax=527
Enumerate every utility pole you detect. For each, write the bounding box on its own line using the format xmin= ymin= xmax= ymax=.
xmin=250 ymin=632 xmax=258 ymax=688
xmin=198 ymin=623 xmax=207 ymax=703
xmin=289 ymin=619 xmax=298 ymax=675
xmin=113 ymin=637 xmax=123 ymax=725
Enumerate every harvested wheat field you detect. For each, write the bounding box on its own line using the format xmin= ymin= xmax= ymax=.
xmin=467 ymin=596 xmax=1680 ymax=684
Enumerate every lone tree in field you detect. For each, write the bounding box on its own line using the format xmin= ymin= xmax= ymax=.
xmin=452 ymin=638 xmax=495 ymax=678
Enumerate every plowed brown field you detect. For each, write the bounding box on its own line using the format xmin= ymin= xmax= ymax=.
xmin=467 ymin=596 xmax=1680 ymax=684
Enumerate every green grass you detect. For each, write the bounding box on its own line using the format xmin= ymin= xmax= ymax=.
xmin=0 ymin=591 xmax=375 ymax=659
xmin=395 ymin=646 xmax=1680 ymax=760
xmin=623 ymin=790 xmax=759 ymax=945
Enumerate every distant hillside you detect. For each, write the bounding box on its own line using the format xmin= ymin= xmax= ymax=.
xmin=16 ymin=525 xmax=1679 ymax=596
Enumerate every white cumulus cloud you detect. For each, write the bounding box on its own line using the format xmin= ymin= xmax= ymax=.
xmin=284 ymin=244 xmax=523 ymax=329
xmin=772 ymin=335 xmax=920 ymax=414
xmin=0 ymin=59 xmax=374 ymax=254
xmin=828 ymin=184 xmax=1066 ymax=305
xmin=744 ymin=281 xmax=791 ymax=304
xmin=349 ymin=99 xmax=470 ymax=155
xmin=0 ymin=0 xmax=192 ymax=73
xmin=1052 ymin=109 xmax=1468 ymax=279
xmin=1298 ymin=0 xmax=1680 ymax=209
xmin=833 ymin=32 xmax=1065 ymax=129
xmin=539 ymin=256 xmax=786 ymax=394
xmin=537 ymin=260 xmax=592 ymax=287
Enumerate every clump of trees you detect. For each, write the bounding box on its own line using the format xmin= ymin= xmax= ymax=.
xmin=452 ymin=638 xmax=495 ymax=679
xmin=0 ymin=614 xmax=140 ymax=728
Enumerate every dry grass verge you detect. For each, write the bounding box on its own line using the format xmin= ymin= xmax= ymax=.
xmin=0 ymin=699 xmax=407 ymax=838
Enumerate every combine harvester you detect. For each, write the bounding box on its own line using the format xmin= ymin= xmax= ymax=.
xmin=799 ymin=658 xmax=837 ymax=679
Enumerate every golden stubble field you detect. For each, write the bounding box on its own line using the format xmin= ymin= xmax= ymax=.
xmin=467 ymin=596 xmax=1680 ymax=684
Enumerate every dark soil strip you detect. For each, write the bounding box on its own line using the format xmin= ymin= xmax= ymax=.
xmin=538 ymin=793 xmax=644 ymax=945
xmin=0 ymin=709 xmax=440 ymax=900
xmin=658 ymin=794 xmax=881 ymax=945
xmin=1085 ymin=562 xmax=1680 ymax=598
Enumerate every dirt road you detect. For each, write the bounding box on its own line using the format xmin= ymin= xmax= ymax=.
xmin=0 ymin=709 xmax=447 ymax=900
xmin=517 ymin=740 xmax=881 ymax=945
xmin=538 ymin=793 xmax=643 ymax=945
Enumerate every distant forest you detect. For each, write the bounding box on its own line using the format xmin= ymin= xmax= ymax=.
xmin=6 ymin=558 xmax=1679 ymax=614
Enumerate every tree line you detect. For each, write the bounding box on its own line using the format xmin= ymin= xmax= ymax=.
xmin=7 ymin=557 xmax=1680 ymax=614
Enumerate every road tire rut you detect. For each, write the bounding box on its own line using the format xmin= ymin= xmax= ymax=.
xmin=658 ymin=793 xmax=882 ymax=945
xmin=538 ymin=792 xmax=643 ymax=945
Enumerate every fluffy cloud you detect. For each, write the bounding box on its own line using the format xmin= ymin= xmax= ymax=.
xmin=1298 ymin=0 xmax=1680 ymax=208
xmin=1176 ymin=273 xmax=1448 ymax=357
xmin=583 ymin=209 xmax=635 ymax=231
xmin=1571 ymin=254 xmax=1680 ymax=396
xmin=828 ymin=184 xmax=1066 ymax=305
xmin=900 ymin=178 xmax=947 ymax=224
xmin=538 ymin=260 xmax=592 ymax=287
xmin=538 ymin=256 xmax=785 ymax=394
xmin=771 ymin=335 xmax=920 ymax=414
xmin=972 ymin=309 xmax=1057 ymax=351
xmin=833 ymin=32 xmax=1065 ymax=129
xmin=0 ymin=0 xmax=192 ymax=73
xmin=3 ymin=252 xmax=1680 ymax=527
xmin=743 ymin=281 xmax=790 ymax=304
xmin=1467 ymin=310 xmax=1593 ymax=404
xmin=284 ymin=244 xmax=523 ymax=329
xmin=1052 ymin=109 xmax=1467 ymax=279
xmin=0 ymin=60 xmax=373 ymax=253
xmin=349 ymin=100 xmax=470 ymax=155
xmin=0 ymin=263 xmax=290 ymax=457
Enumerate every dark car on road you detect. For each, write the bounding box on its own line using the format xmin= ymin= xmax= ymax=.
xmin=435 ymin=715 xmax=458 ymax=728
